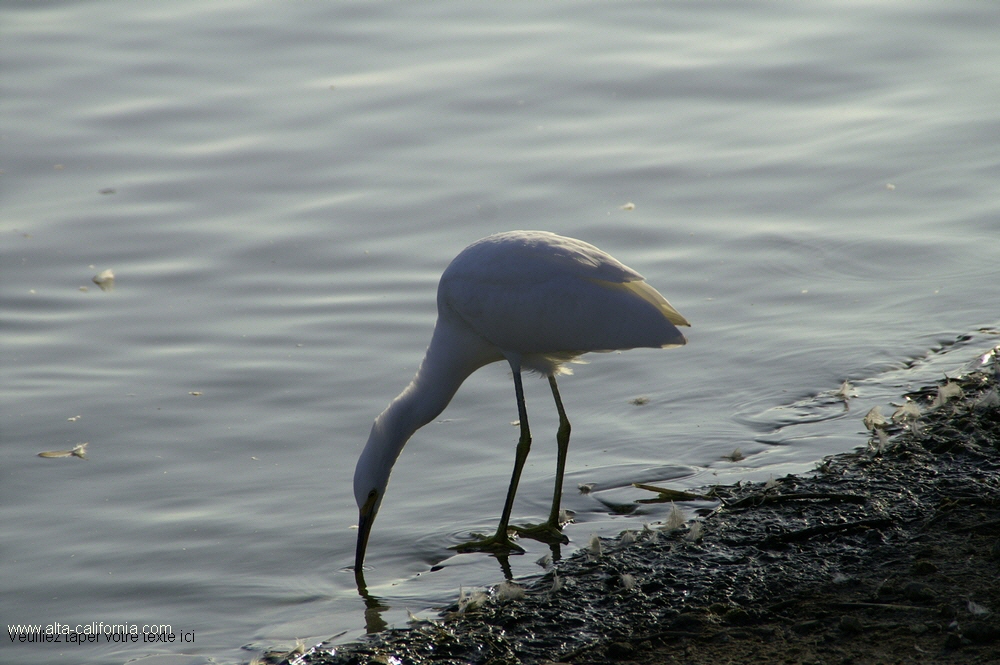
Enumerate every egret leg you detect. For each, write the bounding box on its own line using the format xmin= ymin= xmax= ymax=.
xmin=512 ymin=374 xmax=571 ymax=545
xmin=452 ymin=370 xmax=530 ymax=555
xmin=547 ymin=374 xmax=572 ymax=527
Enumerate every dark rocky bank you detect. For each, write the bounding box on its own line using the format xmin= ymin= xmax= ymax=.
xmin=268 ymin=346 xmax=1000 ymax=665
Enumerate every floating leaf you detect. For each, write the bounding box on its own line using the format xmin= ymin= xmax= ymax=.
xmin=38 ymin=442 xmax=88 ymax=459
xmin=92 ymin=269 xmax=115 ymax=292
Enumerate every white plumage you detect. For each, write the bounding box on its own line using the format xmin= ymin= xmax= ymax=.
xmin=354 ymin=230 xmax=689 ymax=575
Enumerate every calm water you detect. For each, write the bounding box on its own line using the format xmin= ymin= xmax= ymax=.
xmin=3 ymin=2 xmax=999 ymax=663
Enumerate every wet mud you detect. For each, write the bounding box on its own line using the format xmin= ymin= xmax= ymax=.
xmin=271 ymin=349 xmax=1000 ymax=665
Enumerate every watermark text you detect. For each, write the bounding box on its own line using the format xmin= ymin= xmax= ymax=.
xmin=7 ymin=622 xmax=194 ymax=645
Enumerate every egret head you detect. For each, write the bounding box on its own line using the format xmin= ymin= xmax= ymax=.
xmin=354 ymin=484 xmax=381 ymax=574
xmin=353 ymin=421 xmax=396 ymax=573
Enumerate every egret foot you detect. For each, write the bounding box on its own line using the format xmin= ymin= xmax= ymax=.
xmin=511 ymin=521 xmax=569 ymax=545
xmin=451 ymin=529 xmax=526 ymax=555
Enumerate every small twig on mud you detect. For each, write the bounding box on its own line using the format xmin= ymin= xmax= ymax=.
xmin=830 ymin=602 xmax=940 ymax=613
xmin=726 ymin=492 xmax=868 ymax=510
xmin=762 ymin=518 xmax=893 ymax=547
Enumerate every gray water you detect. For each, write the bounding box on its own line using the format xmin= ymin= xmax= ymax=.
xmin=3 ymin=2 xmax=998 ymax=664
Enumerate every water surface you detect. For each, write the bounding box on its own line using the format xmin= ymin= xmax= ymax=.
xmin=3 ymin=2 xmax=999 ymax=664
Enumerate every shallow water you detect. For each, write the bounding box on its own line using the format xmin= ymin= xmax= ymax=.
xmin=3 ymin=2 xmax=999 ymax=664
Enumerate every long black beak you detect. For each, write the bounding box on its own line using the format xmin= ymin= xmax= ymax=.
xmin=355 ymin=492 xmax=378 ymax=574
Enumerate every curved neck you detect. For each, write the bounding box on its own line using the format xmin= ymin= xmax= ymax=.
xmin=359 ymin=317 xmax=501 ymax=485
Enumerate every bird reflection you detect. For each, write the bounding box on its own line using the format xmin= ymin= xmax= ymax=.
xmin=354 ymin=570 xmax=388 ymax=634
xmin=354 ymin=534 xmax=564 ymax=632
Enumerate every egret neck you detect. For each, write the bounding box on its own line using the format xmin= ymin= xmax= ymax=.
xmin=353 ymin=311 xmax=500 ymax=571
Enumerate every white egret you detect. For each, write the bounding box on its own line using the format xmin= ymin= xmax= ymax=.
xmin=353 ymin=230 xmax=689 ymax=573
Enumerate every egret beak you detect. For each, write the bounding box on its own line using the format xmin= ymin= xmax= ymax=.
xmin=355 ymin=490 xmax=378 ymax=574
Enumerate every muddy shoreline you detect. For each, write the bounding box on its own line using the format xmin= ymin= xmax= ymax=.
xmin=272 ymin=348 xmax=1000 ymax=665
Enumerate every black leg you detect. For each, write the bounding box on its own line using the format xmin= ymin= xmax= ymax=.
xmin=451 ymin=368 xmax=530 ymax=554
xmin=510 ymin=374 xmax=571 ymax=545
xmin=545 ymin=374 xmax=571 ymax=526
xmin=494 ymin=369 xmax=532 ymax=536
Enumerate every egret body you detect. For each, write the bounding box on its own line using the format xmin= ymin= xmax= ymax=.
xmin=354 ymin=230 xmax=689 ymax=573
